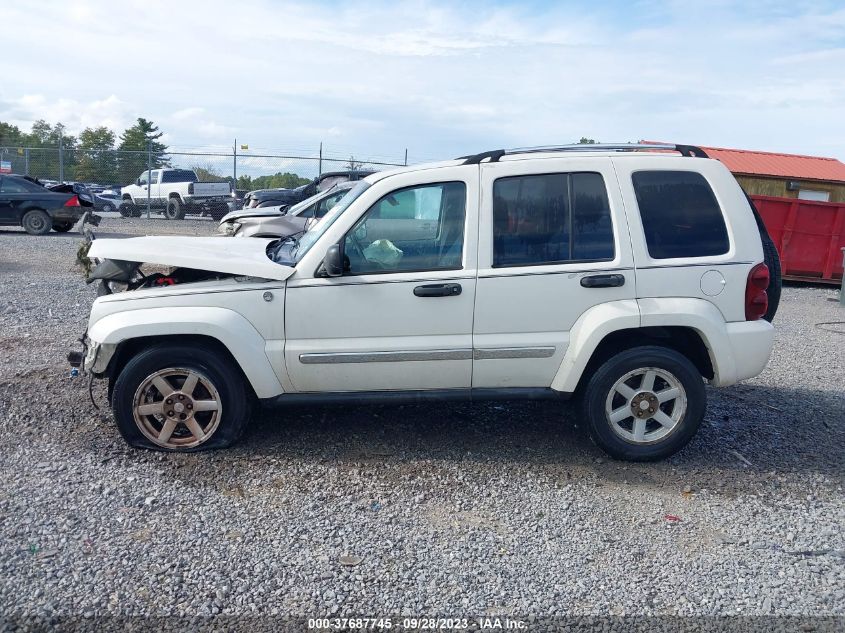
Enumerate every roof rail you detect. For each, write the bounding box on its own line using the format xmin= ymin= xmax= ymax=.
xmin=458 ymin=143 xmax=709 ymax=165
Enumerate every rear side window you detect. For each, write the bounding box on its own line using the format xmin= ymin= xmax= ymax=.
xmin=492 ymin=172 xmax=614 ymax=267
xmin=632 ymin=171 xmax=729 ymax=259
xmin=162 ymin=170 xmax=198 ymax=183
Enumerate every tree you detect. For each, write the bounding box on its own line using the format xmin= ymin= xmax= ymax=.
xmin=192 ymin=164 xmax=225 ymax=182
xmin=117 ymin=118 xmax=169 ymax=184
xmin=345 ymin=155 xmax=364 ymax=171
xmin=577 ymin=137 xmax=598 ymax=144
xmin=75 ymin=126 xmax=117 ymax=183
xmin=0 ymin=122 xmax=25 ymax=146
xmin=17 ymin=120 xmax=77 ymax=181
xmin=237 ymin=171 xmax=309 ymax=191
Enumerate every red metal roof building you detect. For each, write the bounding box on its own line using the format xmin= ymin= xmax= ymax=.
xmin=643 ymin=141 xmax=845 ymax=202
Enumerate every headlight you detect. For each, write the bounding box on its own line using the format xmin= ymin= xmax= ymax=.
xmin=218 ymin=221 xmax=241 ymax=236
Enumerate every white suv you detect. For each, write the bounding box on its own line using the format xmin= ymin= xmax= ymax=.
xmin=76 ymin=144 xmax=776 ymax=461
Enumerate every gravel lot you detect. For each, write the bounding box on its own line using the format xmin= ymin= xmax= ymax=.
xmin=0 ymin=218 xmax=843 ymax=626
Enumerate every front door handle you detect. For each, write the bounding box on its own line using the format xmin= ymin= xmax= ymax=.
xmin=414 ymin=283 xmax=462 ymax=297
xmin=580 ymin=274 xmax=625 ymax=288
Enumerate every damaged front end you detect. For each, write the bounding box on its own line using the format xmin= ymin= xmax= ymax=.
xmin=87 ymin=258 xmax=236 ymax=296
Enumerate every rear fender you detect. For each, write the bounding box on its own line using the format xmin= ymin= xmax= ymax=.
xmin=550 ymin=300 xmax=641 ymax=392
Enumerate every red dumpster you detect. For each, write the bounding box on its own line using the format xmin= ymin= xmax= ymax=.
xmin=750 ymin=195 xmax=845 ymax=285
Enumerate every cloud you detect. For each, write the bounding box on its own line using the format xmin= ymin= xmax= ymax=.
xmin=0 ymin=94 xmax=134 ymax=138
xmin=0 ymin=0 xmax=844 ymax=161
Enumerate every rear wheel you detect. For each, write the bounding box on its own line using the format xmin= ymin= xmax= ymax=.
xmin=119 ymin=201 xmax=139 ymax=218
xmin=52 ymin=221 xmax=74 ymax=233
xmin=581 ymin=346 xmax=706 ymax=461
xmin=22 ymin=209 xmax=51 ymax=235
xmin=164 ymin=197 xmax=185 ymax=220
xmin=111 ymin=345 xmax=251 ymax=452
xmin=209 ymin=201 xmax=229 ymax=221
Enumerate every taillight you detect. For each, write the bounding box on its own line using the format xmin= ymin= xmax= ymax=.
xmin=745 ymin=263 xmax=769 ymax=320
xmin=64 ymin=195 xmax=80 ymax=207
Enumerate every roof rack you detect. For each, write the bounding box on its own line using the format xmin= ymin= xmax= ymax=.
xmin=460 ymin=143 xmax=709 ymax=165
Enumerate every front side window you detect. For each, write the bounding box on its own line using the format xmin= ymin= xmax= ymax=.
xmin=493 ymin=172 xmax=614 ymax=267
xmin=632 ymin=170 xmax=730 ymax=259
xmin=150 ymin=172 xmax=160 ymax=184
xmin=138 ymin=172 xmax=148 ymax=186
xmin=343 ymin=181 xmax=466 ymax=274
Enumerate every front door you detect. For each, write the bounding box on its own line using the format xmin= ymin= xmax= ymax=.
xmin=472 ymin=157 xmax=636 ymax=388
xmin=284 ymin=169 xmax=478 ymax=393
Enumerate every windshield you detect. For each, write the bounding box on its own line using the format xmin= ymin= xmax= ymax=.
xmin=267 ymin=180 xmax=371 ymax=266
xmin=285 ymin=184 xmax=344 ymax=216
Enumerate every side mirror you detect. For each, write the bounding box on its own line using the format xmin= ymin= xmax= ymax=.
xmin=135 ymin=179 xmax=141 ymax=186
xmin=323 ymin=243 xmax=344 ymax=277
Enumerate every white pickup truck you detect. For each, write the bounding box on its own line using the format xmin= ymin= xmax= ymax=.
xmin=120 ymin=169 xmax=232 ymax=220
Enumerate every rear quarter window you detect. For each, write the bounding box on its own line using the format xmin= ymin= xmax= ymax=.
xmin=632 ymin=170 xmax=730 ymax=259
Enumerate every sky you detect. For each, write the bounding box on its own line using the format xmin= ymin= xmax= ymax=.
xmin=1 ymin=0 xmax=844 ymax=164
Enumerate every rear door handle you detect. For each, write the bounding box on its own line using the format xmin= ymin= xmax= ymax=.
xmin=580 ymin=274 xmax=625 ymax=288
xmin=414 ymin=283 xmax=462 ymax=297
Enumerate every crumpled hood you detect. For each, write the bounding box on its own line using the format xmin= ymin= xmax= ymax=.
xmin=218 ymin=206 xmax=285 ymax=224
xmin=87 ymin=236 xmax=294 ymax=281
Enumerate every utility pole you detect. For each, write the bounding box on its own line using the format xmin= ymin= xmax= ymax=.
xmin=404 ymin=148 xmax=408 ymax=166
xmin=146 ymin=139 xmax=152 ymax=219
xmin=233 ymin=138 xmax=237 ymax=192
xmin=58 ymin=136 xmax=64 ymax=182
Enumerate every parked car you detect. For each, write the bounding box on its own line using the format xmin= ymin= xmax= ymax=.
xmin=120 ymin=169 xmax=232 ymax=220
xmin=0 ymin=174 xmax=93 ymax=234
xmin=96 ymin=188 xmax=123 ymax=214
xmin=242 ymin=170 xmax=375 ymax=209
xmin=75 ymin=143 xmax=778 ymax=461
xmin=217 ymin=182 xmax=356 ymax=237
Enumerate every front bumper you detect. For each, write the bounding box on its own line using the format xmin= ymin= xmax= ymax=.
xmin=68 ymin=336 xmax=115 ymax=376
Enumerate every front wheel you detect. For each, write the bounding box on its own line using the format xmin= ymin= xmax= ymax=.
xmin=580 ymin=346 xmax=706 ymax=461
xmin=111 ymin=345 xmax=251 ymax=451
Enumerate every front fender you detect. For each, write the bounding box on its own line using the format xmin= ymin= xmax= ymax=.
xmin=87 ymin=306 xmax=284 ymax=398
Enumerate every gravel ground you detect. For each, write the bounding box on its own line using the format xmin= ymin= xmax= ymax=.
xmin=0 ymin=218 xmax=843 ymax=627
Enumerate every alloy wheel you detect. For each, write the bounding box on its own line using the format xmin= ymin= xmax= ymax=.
xmin=132 ymin=368 xmax=222 ymax=449
xmin=604 ymin=367 xmax=687 ymax=445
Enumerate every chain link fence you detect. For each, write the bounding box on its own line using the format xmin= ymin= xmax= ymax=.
xmin=0 ymin=140 xmax=411 ymax=231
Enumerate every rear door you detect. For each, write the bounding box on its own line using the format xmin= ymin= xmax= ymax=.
xmin=473 ymin=157 xmax=636 ymax=388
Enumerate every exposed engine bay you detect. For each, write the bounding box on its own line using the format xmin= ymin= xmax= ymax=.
xmin=87 ymin=258 xmax=233 ymax=295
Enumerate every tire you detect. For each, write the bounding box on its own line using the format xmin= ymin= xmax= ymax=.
xmin=21 ymin=209 xmax=52 ymax=235
xmin=164 ymin=197 xmax=185 ymax=220
xmin=580 ymin=346 xmax=706 ymax=462
xmin=119 ymin=201 xmax=138 ymax=218
xmin=744 ymin=193 xmax=781 ymax=322
xmin=101 ymin=202 xmax=113 ymax=213
xmin=761 ymin=233 xmax=781 ymax=323
xmin=52 ymin=221 xmax=74 ymax=233
xmin=111 ymin=344 xmax=251 ymax=452
xmin=209 ymin=202 xmax=228 ymax=221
